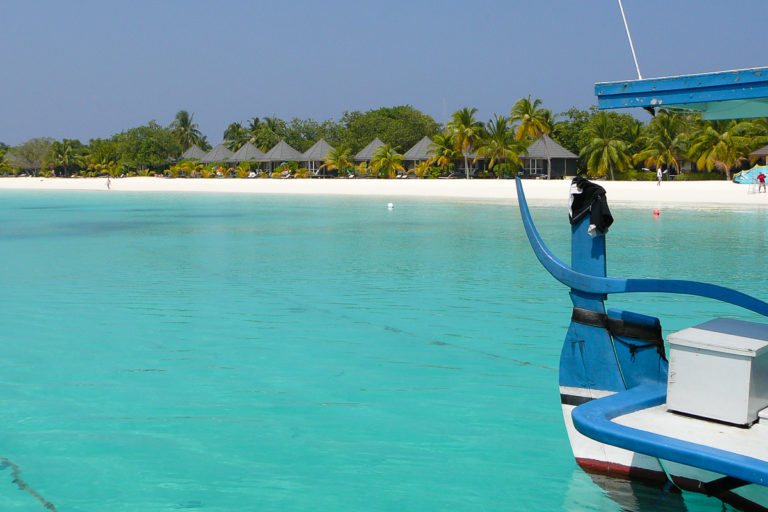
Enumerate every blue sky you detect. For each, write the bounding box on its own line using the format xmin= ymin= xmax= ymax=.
xmin=2 ymin=1 xmax=765 ymax=146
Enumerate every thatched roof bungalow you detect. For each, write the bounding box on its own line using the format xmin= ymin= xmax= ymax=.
xmin=180 ymin=144 xmax=207 ymax=160
xmin=403 ymin=136 xmax=433 ymax=170
xmin=520 ymin=134 xmax=578 ymax=179
xmin=230 ymin=142 xmax=266 ymax=163
xmin=263 ymin=140 xmax=303 ymax=172
xmin=201 ymin=144 xmax=235 ymax=164
xmin=354 ymin=138 xmax=385 ymax=163
xmin=302 ymin=139 xmax=334 ymax=175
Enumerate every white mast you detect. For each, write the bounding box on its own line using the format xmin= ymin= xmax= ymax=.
xmin=618 ymin=0 xmax=642 ymax=79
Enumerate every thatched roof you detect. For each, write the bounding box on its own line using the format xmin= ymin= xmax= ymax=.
xmin=263 ymin=140 xmax=303 ymax=162
xmin=522 ymin=134 xmax=577 ymax=159
xmin=180 ymin=145 xmax=207 ymax=160
xmin=231 ymin=142 xmax=266 ymax=162
xmin=403 ymin=136 xmax=433 ymax=160
xmin=201 ymin=144 xmax=235 ymax=163
xmin=354 ymin=138 xmax=385 ymax=161
xmin=302 ymin=139 xmax=334 ymax=161
xmin=750 ymin=143 xmax=768 ymax=157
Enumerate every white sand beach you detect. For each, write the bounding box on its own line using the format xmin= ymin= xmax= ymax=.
xmin=1 ymin=177 xmax=767 ymax=209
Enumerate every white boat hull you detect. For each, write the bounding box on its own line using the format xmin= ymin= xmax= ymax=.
xmin=561 ymin=386 xmax=768 ymax=511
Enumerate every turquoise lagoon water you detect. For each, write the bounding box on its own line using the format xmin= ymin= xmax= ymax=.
xmin=1 ymin=190 xmax=768 ymax=511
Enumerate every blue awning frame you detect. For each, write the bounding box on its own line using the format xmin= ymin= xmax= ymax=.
xmin=595 ymin=67 xmax=768 ymax=120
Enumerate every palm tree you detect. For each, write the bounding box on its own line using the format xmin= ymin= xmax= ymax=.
xmin=633 ymin=111 xmax=687 ymax=174
xmin=427 ymin=133 xmax=458 ymax=175
xmin=688 ymin=120 xmax=754 ymax=180
xmin=246 ymin=117 xmax=262 ymax=134
xmin=355 ymin=161 xmax=371 ymax=177
xmin=170 ymin=110 xmax=204 ymax=150
xmin=370 ymin=144 xmax=404 ymax=179
xmin=741 ymin=118 xmax=768 ymax=165
xmin=223 ymin=122 xmax=249 ymax=151
xmin=623 ymin=120 xmax=645 ymax=157
xmin=447 ymin=108 xmax=483 ymax=179
xmin=412 ymin=160 xmax=433 ymax=179
xmin=320 ymin=145 xmax=352 ymax=177
xmin=49 ymin=139 xmax=86 ymax=176
xmin=579 ymin=112 xmax=631 ymax=180
xmin=474 ymin=115 xmax=525 ymax=179
xmin=510 ymin=96 xmax=554 ymax=178
xmin=197 ymin=135 xmax=212 ymax=152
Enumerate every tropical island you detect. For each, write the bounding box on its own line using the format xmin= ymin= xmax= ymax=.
xmin=1 ymin=97 xmax=766 ymax=181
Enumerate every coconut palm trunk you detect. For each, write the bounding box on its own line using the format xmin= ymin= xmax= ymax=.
xmin=464 ymin=152 xmax=470 ymax=179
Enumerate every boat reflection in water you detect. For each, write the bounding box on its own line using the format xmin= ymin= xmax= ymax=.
xmin=566 ymin=468 xmax=743 ymax=511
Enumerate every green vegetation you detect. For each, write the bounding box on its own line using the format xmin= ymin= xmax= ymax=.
xmin=688 ymin=120 xmax=754 ymax=180
xmin=370 ymin=144 xmax=404 ymax=179
xmin=579 ymin=112 xmax=632 ymax=180
xmin=320 ymin=145 xmax=353 ymax=177
xmin=474 ymin=115 xmax=525 ymax=179
xmin=2 ymin=101 xmax=768 ymax=180
xmin=170 ymin=110 xmax=207 ymax=150
xmin=511 ymin=96 xmax=554 ymax=178
xmin=447 ymin=107 xmax=484 ymax=180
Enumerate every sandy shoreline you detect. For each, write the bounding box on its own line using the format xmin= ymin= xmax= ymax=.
xmin=1 ymin=176 xmax=767 ymax=209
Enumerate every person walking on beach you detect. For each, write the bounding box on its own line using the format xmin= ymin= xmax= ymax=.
xmin=106 ymin=176 xmax=111 ymax=190
xmin=656 ymin=168 xmax=662 ymax=186
xmin=759 ymin=171 xmax=766 ymax=193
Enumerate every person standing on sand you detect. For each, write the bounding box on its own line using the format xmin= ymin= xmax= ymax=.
xmin=758 ymin=171 xmax=766 ymax=193
xmin=656 ymin=168 xmax=662 ymax=186
xmin=106 ymin=176 xmax=111 ymax=190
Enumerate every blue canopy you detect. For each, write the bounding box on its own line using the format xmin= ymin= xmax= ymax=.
xmin=733 ymin=164 xmax=768 ymax=184
xmin=596 ymin=67 xmax=768 ymax=119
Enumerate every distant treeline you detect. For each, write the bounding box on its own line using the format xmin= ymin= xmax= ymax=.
xmin=1 ymin=99 xmax=766 ymax=180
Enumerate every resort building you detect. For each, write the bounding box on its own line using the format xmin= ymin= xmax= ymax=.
xmin=302 ymin=139 xmax=334 ymax=175
xmin=750 ymin=143 xmax=768 ymax=166
xmin=181 ymin=133 xmax=579 ymax=179
xmin=520 ymin=134 xmax=578 ymax=179
xmin=180 ymin=144 xmax=207 ymax=160
xmin=354 ymin=138 xmax=385 ymax=165
xmin=403 ymin=136 xmax=433 ymax=170
xmin=230 ymin=142 xmax=266 ymax=164
xmin=201 ymin=144 xmax=235 ymax=164
xmin=262 ymin=140 xmax=303 ymax=172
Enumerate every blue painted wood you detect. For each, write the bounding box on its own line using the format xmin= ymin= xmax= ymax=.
xmin=595 ymin=67 xmax=768 ymax=110
xmin=515 ymin=178 xmax=768 ymax=317
xmin=572 ymin=383 xmax=768 ymax=486
xmin=607 ymin=308 xmax=668 ymax=389
xmin=571 ymin=212 xmax=606 ymax=277
xmin=559 ymin=320 xmax=626 ymax=392
xmin=560 ymin=214 xmax=626 ymax=392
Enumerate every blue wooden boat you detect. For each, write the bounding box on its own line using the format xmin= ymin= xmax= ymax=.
xmin=518 ymin=67 xmax=768 ymax=510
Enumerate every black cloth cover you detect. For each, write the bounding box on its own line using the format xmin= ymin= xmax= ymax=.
xmin=569 ymin=176 xmax=613 ymax=235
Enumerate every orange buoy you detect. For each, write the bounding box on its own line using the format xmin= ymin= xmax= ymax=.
xmin=653 ymin=209 xmax=660 ymax=216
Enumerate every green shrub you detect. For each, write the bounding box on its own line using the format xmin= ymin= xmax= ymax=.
xmin=674 ymin=172 xmax=726 ymax=181
xmin=614 ymin=169 xmax=657 ymax=181
xmin=426 ymin=167 xmax=444 ymax=179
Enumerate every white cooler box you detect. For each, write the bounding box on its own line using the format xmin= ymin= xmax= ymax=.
xmin=667 ymin=318 xmax=768 ymax=426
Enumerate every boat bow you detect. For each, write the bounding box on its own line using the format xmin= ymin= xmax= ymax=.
xmin=515 ymin=177 xmax=768 ymax=316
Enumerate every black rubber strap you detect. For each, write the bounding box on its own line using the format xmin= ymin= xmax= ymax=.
xmin=704 ymin=475 xmax=748 ymax=496
xmin=571 ymin=307 xmax=667 ymax=360
xmin=570 ymin=307 xmax=608 ymax=328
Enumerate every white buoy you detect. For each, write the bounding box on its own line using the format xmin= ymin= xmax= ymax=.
xmin=387 ymin=202 xmax=394 ymax=209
